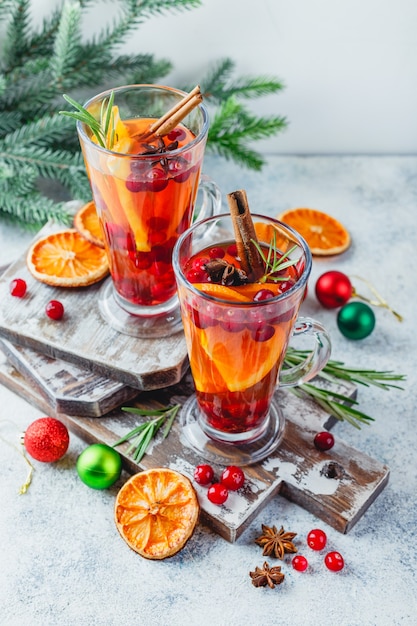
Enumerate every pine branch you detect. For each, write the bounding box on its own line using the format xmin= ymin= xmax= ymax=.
xmin=207 ymin=97 xmax=287 ymax=170
xmin=49 ymin=0 xmax=83 ymax=89
xmin=135 ymin=0 xmax=203 ymax=18
xmin=0 ymin=111 xmax=23 ymax=136
xmin=0 ymin=0 xmax=288 ymax=227
xmin=201 ymin=59 xmax=285 ymax=103
xmin=105 ymin=55 xmax=172 ymax=86
xmin=1 ymin=113 xmax=75 ymax=147
xmin=5 ymin=145 xmax=86 ymax=179
xmin=2 ymin=0 xmax=32 ymax=69
xmin=0 ymin=191 xmax=73 ymax=227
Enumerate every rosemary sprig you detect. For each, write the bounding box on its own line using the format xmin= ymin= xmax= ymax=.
xmin=283 ymin=348 xmax=406 ymax=429
xmin=252 ymin=233 xmax=299 ymax=283
xmin=113 ymin=404 xmax=180 ymax=463
xmin=60 ymin=92 xmax=115 ymax=149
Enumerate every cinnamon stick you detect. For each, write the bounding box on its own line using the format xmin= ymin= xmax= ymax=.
xmin=136 ymin=85 xmax=203 ymax=141
xmin=149 ymin=85 xmax=202 ymax=136
xmin=227 ymin=190 xmax=264 ymax=281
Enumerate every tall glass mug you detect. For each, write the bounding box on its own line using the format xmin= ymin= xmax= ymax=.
xmin=173 ymin=213 xmax=332 ymax=465
xmin=77 ymin=84 xmax=221 ymax=337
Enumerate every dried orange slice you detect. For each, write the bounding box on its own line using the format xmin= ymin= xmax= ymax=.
xmin=277 ymin=208 xmax=351 ymax=256
xmin=114 ymin=468 xmax=199 ymax=560
xmin=73 ymin=201 xmax=105 ymax=248
xmin=27 ymin=229 xmax=109 ymax=287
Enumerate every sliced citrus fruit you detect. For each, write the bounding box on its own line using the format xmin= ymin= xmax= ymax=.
xmin=277 ymin=208 xmax=351 ymax=256
xmin=27 ymin=229 xmax=109 ymax=287
xmin=73 ymin=201 xmax=105 ymax=248
xmin=114 ymin=468 xmax=199 ymax=560
xmin=254 ymin=222 xmax=289 ymax=254
xmin=192 ymin=282 xmax=253 ymax=302
xmin=233 ymin=282 xmax=282 ymax=300
xmin=195 ymin=324 xmax=286 ymax=393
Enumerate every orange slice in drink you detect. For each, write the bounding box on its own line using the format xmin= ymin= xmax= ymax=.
xmin=27 ymin=229 xmax=109 ymax=287
xmin=192 ymin=283 xmax=253 ymax=302
xmin=114 ymin=468 xmax=199 ymax=560
xmin=73 ymin=201 xmax=105 ymax=248
xmin=277 ymin=208 xmax=350 ymax=256
xmin=196 ymin=324 xmax=286 ymax=393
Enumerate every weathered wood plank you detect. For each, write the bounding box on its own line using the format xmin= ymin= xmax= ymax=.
xmin=0 ymin=222 xmax=189 ymax=390
xmin=0 ymin=339 xmax=139 ymax=416
xmin=0 ymin=350 xmax=389 ymax=542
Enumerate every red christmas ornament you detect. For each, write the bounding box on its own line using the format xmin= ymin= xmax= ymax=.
xmin=24 ymin=417 xmax=69 ymax=462
xmin=315 ymin=271 xmax=353 ymax=309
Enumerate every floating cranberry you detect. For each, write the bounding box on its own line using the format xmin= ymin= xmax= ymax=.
xmin=279 ymin=279 xmax=296 ymax=293
xmin=192 ymin=256 xmax=210 ymax=271
xmin=10 ymin=278 xmax=27 ymax=297
xmin=207 ymin=483 xmax=229 ymax=505
xmin=194 ymin=464 xmax=214 ymax=485
xmin=219 ymin=309 xmax=247 ymax=333
xmin=314 ymin=431 xmax=335 ymax=451
xmin=125 ymin=174 xmax=146 ymax=193
xmin=227 ymin=243 xmax=238 ymax=257
xmin=185 ymin=268 xmax=207 ymax=283
xmin=168 ymin=157 xmax=191 ymax=183
xmin=208 ymin=246 xmax=226 ymax=259
xmin=189 ymin=307 xmax=214 ymax=330
xmin=105 ymin=224 xmax=136 ymax=252
xmin=220 ymin=466 xmax=245 ymax=490
xmin=292 ymin=555 xmax=309 ymax=572
xmin=151 ymin=280 xmax=174 ymax=302
xmin=252 ymin=324 xmax=275 ymax=342
xmin=144 ymin=167 xmax=169 ymax=192
xmin=324 ymin=551 xmax=345 ymax=572
xmin=45 ymin=300 xmax=64 ymax=320
xmin=307 ymin=528 xmax=327 ymax=551
xmin=134 ymin=252 xmax=152 ymax=270
xmin=147 ymin=216 xmax=169 ymax=231
xmin=166 ymin=127 xmax=187 ymax=142
xmin=150 ymin=245 xmax=170 ymax=264
xmin=148 ymin=231 xmax=167 ymax=246
xmin=253 ymin=288 xmax=275 ymax=302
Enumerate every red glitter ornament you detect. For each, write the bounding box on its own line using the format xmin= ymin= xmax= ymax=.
xmin=24 ymin=417 xmax=69 ymax=462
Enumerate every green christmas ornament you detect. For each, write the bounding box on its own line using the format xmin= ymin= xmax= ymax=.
xmin=337 ymin=302 xmax=376 ymax=340
xmin=76 ymin=444 xmax=122 ymax=490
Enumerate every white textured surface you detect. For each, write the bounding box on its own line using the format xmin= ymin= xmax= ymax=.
xmin=1 ymin=155 xmax=417 ymax=625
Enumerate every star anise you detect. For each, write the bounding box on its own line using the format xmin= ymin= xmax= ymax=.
xmin=137 ymin=137 xmax=179 ymax=169
xmin=138 ymin=137 xmax=179 ymax=155
xmin=249 ymin=561 xmax=285 ymax=588
xmin=254 ymin=524 xmax=297 ymax=559
xmin=204 ymin=259 xmax=248 ymax=286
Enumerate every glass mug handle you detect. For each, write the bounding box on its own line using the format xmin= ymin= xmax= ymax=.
xmin=279 ymin=317 xmax=332 ymax=387
xmin=193 ymin=174 xmax=222 ymax=223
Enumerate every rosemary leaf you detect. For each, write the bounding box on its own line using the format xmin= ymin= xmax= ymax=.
xmin=284 ymin=348 xmax=405 ymax=428
xmin=112 ymin=422 xmax=150 ymax=446
xmin=113 ymin=404 xmax=181 ymax=462
xmin=252 ymin=235 xmax=299 ymax=283
xmin=162 ymin=404 xmax=181 ymax=438
xmin=133 ymin=421 xmax=159 ymax=462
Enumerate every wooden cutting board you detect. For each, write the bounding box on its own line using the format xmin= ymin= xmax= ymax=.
xmin=0 ymin=339 xmax=139 ymax=416
xmin=0 ymin=221 xmax=188 ymax=391
xmin=0 ymin=348 xmax=389 ymax=542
